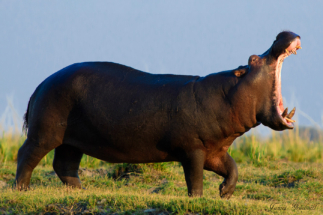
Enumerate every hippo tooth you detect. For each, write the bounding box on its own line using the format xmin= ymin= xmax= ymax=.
xmin=281 ymin=107 xmax=288 ymax=118
xmin=285 ymin=49 xmax=290 ymax=55
xmin=286 ymin=107 xmax=296 ymax=119
xmin=293 ymin=50 xmax=297 ymax=55
xmin=296 ymin=45 xmax=302 ymax=49
xmin=285 ymin=118 xmax=295 ymax=123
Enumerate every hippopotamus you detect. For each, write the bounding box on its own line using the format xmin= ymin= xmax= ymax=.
xmin=16 ymin=31 xmax=301 ymax=199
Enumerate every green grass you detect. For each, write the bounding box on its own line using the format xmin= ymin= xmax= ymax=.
xmin=228 ymin=129 xmax=323 ymax=165
xmin=0 ymin=128 xmax=323 ymax=214
xmin=0 ymin=161 xmax=322 ymax=214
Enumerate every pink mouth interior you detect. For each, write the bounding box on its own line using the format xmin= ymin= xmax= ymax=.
xmin=275 ymin=37 xmax=301 ymax=115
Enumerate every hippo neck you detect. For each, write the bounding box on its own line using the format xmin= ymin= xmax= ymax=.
xmin=196 ymin=71 xmax=259 ymax=137
xmin=229 ymin=84 xmax=260 ymax=134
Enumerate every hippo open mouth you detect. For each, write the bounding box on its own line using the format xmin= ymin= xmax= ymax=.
xmin=274 ymin=37 xmax=301 ymax=128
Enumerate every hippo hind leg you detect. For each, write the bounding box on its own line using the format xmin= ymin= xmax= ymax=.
xmin=15 ymin=138 xmax=58 ymax=190
xmin=53 ymin=144 xmax=83 ymax=188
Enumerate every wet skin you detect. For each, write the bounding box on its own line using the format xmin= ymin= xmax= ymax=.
xmin=16 ymin=31 xmax=301 ymax=199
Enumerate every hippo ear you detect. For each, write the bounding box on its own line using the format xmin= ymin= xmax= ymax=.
xmin=270 ymin=31 xmax=300 ymax=59
xmin=233 ymin=68 xmax=247 ymax=77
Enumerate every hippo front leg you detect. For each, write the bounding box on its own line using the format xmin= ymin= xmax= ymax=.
xmin=181 ymin=150 xmax=206 ymax=197
xmin=205 ymin=152 xmax=238 ymax=199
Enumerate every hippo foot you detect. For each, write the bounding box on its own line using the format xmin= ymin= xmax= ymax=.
xmin=219 ymin=180 xmax=235 ymax=199
xmin=13 ymin=180 xmax=30 ymax=191
xmin=13 ymin=184 xmax=30 ymax=191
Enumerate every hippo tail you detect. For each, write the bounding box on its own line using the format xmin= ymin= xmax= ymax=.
xmin=23 ymin=97 xmax=31 ymax=135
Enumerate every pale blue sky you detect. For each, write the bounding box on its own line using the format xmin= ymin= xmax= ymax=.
xmin=1 ymin=1 xmax=322 ymax=132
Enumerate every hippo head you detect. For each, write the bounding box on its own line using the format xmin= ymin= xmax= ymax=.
xmin=245 ymin=31 xmax=301 ymax=131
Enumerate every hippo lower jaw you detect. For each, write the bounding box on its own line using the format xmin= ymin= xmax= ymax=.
xmin=274 ymin=37 xmax=301 ymax=129
xmin=277 ymin=106 xmax=295 ymax=129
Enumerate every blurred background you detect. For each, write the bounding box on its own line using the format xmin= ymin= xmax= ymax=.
xmin=0 ymin=0 xmax=322 ymax=136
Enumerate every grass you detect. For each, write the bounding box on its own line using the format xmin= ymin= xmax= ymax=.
xmin=0 ymin=161 xmax=322 ymax=214
xmin=228 ymin=129 xmax=323 ymax=165
xmin=0 ymin=125 xmax=323 ymax=214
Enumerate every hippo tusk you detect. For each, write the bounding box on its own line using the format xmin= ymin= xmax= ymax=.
xmin=281 ymin=107 xmax=288 ymax=118
xmin=286 ymin=107 xmax=296 ymax=119
xmin=296 ymin=45 xmax=302 ymax=50
xmin=285 ymin=49 xmax=290 ymax=55
xmin=285 ymin=118 xmax=295 ymax=123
